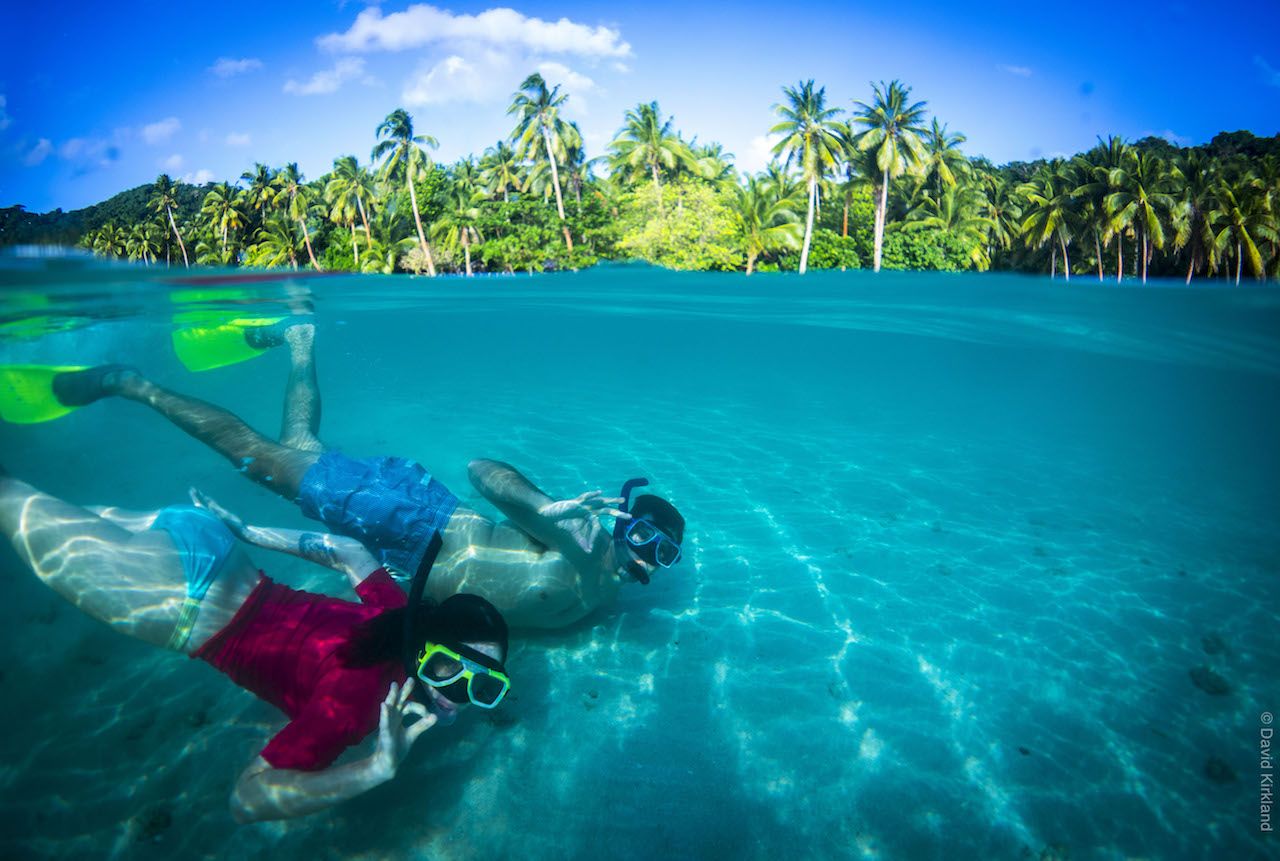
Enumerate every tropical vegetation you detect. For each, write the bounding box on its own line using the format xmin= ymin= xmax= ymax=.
xmin=3 ymin=75 xmax=1276 ymax=282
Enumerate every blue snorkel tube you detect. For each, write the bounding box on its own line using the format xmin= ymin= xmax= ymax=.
xmin=613 ymin=477 xmax=651 ymax=585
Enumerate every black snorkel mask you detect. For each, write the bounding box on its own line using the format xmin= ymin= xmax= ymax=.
xmin=614 ymin=477 xmax=652 ymax=585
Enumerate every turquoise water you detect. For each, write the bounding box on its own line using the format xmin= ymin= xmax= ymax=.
xmin=1 ymin=255 xmax=1277 ymax=860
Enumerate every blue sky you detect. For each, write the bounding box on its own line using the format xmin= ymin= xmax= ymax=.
xmin=2 ymin=0 xmax=1278 ymax=212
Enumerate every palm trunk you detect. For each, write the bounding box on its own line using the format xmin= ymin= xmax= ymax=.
xmin=799 ymin=179 xmax=817 ymax=275
xmin=652 ymin=162 xmax=662 ymax=213
xmin=1060 ymin=234 xmax=1070 ymax=282
xmin=1116 ymin=236 xmax=1123 ymax=284
xmin=351 ymin=222 xmax=359 ymax=269
xmin=1050 ymin=244 xmax=1056 ymax=279
xmin=842 ymin=196 xmax=849 ymax=238
xmin=1141 ymin=233 xmax=1148 ymax=284
xmin=1236 ymin=241 xmax=1242 ymax=286
xmin=222 ymin=222 xmax=228 ymax=261
xmin=463 ymin=230 xmax=472 ymax=277
xmin=873 ymin=169 xmax=889 ymax=272
xmin=1095 ymin=232 xmax=1103 ymax=281
xmin=356 ymin=192 xmax=373 ymax=251
xmin=542 ymin=125 xmax=573 ymax=251
xmin=167 ymin=206 xmax=189 ymax=268
xmin=299 ymin=217 xmax=320 ymax=272
xmin=746 ymin=252 xmax=757 ymax=276
xmin=407 ymin=173 xmax=437 ymax=277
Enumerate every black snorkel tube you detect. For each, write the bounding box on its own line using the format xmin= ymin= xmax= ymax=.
xmin=402 ymin=532 xmax=444 ymax=678
xmin=613 ymin=477 xmax=651 ymax=584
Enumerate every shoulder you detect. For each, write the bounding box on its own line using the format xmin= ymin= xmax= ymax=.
xmin=354 ymin=568 xmax=408 ymax=609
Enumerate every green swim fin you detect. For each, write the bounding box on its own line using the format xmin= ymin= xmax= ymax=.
xmin=171 ymin=315 xmax=285 ymax=372
xmin=0 ymin=364 xmax=89 ymax=424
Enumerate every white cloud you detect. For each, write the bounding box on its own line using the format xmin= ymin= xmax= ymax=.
xmin=183 ymin=169 xmax=215 ymax=185
xmin=226 ymin=131 xmax=252 ymax=146
xmin=320 ymin=4 xmax=631 ymax=58
xmin=284 ymin=58 xmax=367 ymax=95
xmin=56 ymin=135 xmax=123 ymax=169
xmin=536 ymin=61 xmax=595 ymax=95
xmin=1146 ymin=129 xmax=1191 ymax=146
xmin=163 ymin=153 xmax=184 ymax=170
xmin=404 ymin=54 xmax=502 ymax=106
xmin=738 ymin=134 xmax=779 ymax=175
xmin=0 ymin=94 xmax=10 ymax=130
xmin=210 ymin=57 xmax=263 ymax=78
xmin=1255 ymin=55 xmax=1280 ymax=88
xmin=142 ymin=116 xmax=181 ymax=145
xmin=998 ymin=64 xmax=1033 ymax=77
xmin=24 ymin=138 xmax=51 ymax=166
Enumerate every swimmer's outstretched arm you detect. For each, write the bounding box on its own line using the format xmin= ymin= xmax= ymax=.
xmin=188 ymin=488 xmax=380 ymax=589
xmin=231 ymin=680 xmax=434 ymax=823
xmin=468 ymin=459 xmax=628 ymax=557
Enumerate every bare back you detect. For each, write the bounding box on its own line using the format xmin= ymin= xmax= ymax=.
xmin=432 ymin=506 xmax=621 ymax=629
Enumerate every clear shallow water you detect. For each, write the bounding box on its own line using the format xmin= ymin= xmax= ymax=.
xmin=1 ymin=255 xmax=1277 ymax=860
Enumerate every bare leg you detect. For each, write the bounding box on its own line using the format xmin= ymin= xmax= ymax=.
xmin=0 ymin=475 xmax=186 ymax=647
xmin=86 ymin=505 xmax=160 ymax=533
xmin=107 ymin=371 xmax=319 ymax=500
xmin=279 ymin=323 xmax=323 ymax=453
xmin=1 ymin=476 xmax=261 ymax=652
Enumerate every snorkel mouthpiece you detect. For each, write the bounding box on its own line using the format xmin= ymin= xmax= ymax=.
xmin=614 ymin=477 xmax=651 ymax=585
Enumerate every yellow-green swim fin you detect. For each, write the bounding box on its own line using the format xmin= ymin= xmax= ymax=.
xmin=171 ymin=316 xmax=285 ymax=372
xmin=0 ymin=364 xmax=89 ymax=424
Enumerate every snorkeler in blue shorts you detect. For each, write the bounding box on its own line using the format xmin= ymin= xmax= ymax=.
xmin=34 ymin=320 xmax=686 ymax=629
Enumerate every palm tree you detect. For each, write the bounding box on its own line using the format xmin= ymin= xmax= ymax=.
xmin=1169 ymin=151 xmax=1219 ymax=283
xmin=126 ymin=222 xmax=161 ymax=265
xmin=433 ymin=161 xmax=485 ymax=276
xmin=1020 ymin=161 xmax=1078 ymax=279
xmin=508 ymin=73 xmax=573 ymax=250
xmin=770 ymin=80 xmax=844 ymax=274
xmin=200 ymin=182 xmax=245 ymax=262
xmin=734 ymin=176 xmax=802 ymax=274
xmin=271 ymin=163 xmax=321 ymax=271
xmin=691 ymin=141 xmax=737 ymax=190
xmin=921 ymin=119 xmax=968 ymax=198
xmin=150 ymin=174 xmax=190 ymax=267
xmin=480 ymin=140 xmax=522 ymax=203
xmin=362 ymin=199 xmax=418 ymax=274
xmin=852 ymin=80 xmax=929 ymax=272
xmin=246 ymin=214 xmax=304 ymax=270
xmin=904 ymin=183 xmax=994 ymax=270
xmin=373 ymin=108 xmax=440 ymax=276
xmin=608 ymin=101 xmax=693 ymax=210
xmin=1107 ymin=150 xmax=1174 ymax=283
xmin=1210 ymin=182 xmax=1274 ymax=284
xmin=326 ymin=155 xmax=376 ymax=269
xmin=979 ymin=171 xmax=1021 ymax=266
xmin=93 ymin=222 xmax=126 ymax=257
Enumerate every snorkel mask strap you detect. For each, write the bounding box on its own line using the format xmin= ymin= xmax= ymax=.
xmin=402 ymin=531 xmax=444 ymax=677
xmin=613 ymin=477 xmax=651 ymax=585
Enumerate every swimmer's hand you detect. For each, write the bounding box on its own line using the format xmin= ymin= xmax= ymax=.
xmin=371 ymin=679 xmax=436 ymax=781
xmin=189 ymin=486 xmax=381 ymax=587
xmin=537 ymin=491 xmax=629 ymax=554
xmin=189 ymin=487 xmax=248 ymax=538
